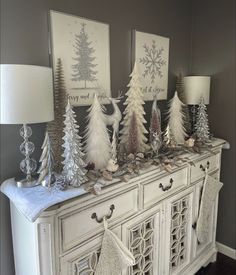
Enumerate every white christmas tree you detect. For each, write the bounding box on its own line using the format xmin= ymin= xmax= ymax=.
xmin=84 ymin=94 xmax=111 ymax=170
xmin=167 ymin=92 xmax=187 ymax=144
xmin=38 ymin=131 xmax=54 ymax=187
xmin=120 ymin=62 xmax=148 ymax=154
xmin=62 ymin=100 xmax=87 ymax=186
xmin=195 ymin=97 xmax=210 ymax=142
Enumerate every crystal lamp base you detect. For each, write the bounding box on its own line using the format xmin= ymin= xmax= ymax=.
xmin=16 ymin=177 xmax=39 ymax=188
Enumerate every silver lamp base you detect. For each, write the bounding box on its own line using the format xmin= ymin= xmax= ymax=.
xmin=16 ymin=177 xmax=40 ymax=188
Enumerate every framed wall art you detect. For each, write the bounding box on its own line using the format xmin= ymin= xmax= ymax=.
xmin=50 ymin=10 xmax=111 ymax=106
xmin=134 ymin=30 xmax=169 ymax=101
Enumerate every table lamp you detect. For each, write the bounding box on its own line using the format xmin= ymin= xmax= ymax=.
xmin=183 ymin=76 xmax=211 ymax=132
xmin=0 ymin=64 xmax=54 ymax=187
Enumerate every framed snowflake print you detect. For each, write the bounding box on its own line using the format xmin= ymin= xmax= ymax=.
xmin=134 ymin=30 xmax=169 ymax=100
xmin=50 ymin=11 xmax=111 ymax=106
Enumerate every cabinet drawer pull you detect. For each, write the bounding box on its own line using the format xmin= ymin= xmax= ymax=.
xmin=159 ymin=178 xmax=173 ymax=191
xmin=200 ymin=161 xmax=210 ymax=172
xmin=91 ymin=204 xmax=115 ymax=223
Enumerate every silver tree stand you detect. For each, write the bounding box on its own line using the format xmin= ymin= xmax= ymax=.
xmin=17 ymin=124 xmax=38 ymax=187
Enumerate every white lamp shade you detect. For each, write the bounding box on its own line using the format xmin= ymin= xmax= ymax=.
xmin=183 ymin=76 xmax=211 ymax=105
xmin=0 ymin=64 xmax=54 ymax=124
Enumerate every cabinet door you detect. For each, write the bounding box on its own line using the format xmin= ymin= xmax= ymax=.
xmin=60 ymin=226 xmax=121 ymax=275
xmin=122 ymin=205 xmax=162 ymax=275
xmin=192 ymin=174 xmax=219 ymax=258
xmin=163 ymin=188 xmax=195 ymax=275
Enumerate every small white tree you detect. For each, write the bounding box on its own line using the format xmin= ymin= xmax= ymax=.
xmin=167 ymin=92 xmax=187 ymax=145
xmin=62 ymin=100 xmax=87 ymax=186
xmin=120 ymin=62 xmax=148 ymax=154
xmin=195 ymin=97 xmax=210 ymax=142
xmin=38 ymin=131 xmax=54 ymax=187
xmin=84 ymin=94 xmax=111 ymax=170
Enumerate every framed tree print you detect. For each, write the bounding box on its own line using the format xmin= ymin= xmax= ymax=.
xmin=50 ymin=11 xmax=111 ymax=106
xmin=134 ymin=31 xmax=169 ymax=101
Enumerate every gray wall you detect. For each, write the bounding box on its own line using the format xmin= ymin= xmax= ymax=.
xmin=1 ymin=0 xmax=235 ymax=274
xmin=191 ymin=0 xmax=236 ymax=249
xmin=0 ymin=0 xmax=193 ymax=274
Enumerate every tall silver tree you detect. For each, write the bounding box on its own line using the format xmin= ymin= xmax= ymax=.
xmin=62 ymin=100 xmax=87 ymax=186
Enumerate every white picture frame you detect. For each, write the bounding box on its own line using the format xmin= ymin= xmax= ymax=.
xmin=134 ymin=30 xmax=169 ymax=101
xmin=50 ymin=10 xmax=111 ymax=106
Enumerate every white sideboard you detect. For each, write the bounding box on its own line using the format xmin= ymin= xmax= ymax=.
xmin=10 ymin=139 xmax=225 ymax=275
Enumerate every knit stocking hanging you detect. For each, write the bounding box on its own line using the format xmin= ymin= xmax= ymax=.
xmin=94 ymin=217 xmax=135 ymax=275
xmin=196 ymin=168 xmax=223 ymax=243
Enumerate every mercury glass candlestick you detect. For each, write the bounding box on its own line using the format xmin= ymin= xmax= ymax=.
xmin=17 ymin=124 xmax=38 ymax=187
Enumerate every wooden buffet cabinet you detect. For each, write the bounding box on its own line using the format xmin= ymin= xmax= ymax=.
xmin=10 ymin=139 xmax=225 ymax=275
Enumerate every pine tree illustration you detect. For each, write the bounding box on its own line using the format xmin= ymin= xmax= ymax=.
xmin=176 ymin=73 xmax=191 ymax=135
xmin=71 ymin=23 xmax=97 ymax=88
xmin=62 ymin=100 xmax=87 ymax=186
xmin=120 ymin=62 xmax=148 ymax=154
xmin=195 ymin=97 xmax=210 ymax=142
xmin=38 ymin=131 xmax=54 ymax=187
xmin=167 ymin=92 xmax=187 ymax=144
xmin=47 ymin=58 xmax=67 ymax=173
xmin=84 ymin=94 xmax=111 ymax=170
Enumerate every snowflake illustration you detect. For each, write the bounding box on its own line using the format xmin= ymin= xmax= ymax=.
xmin=139 ymin=40 xmax=166 ymax=83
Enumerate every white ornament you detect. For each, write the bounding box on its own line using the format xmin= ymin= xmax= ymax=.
xmin=62 ymin=100 xmax=87 ymax=186
xmin=38 ymin=131 xmax=54 ymax=187
xmin=120 ymin=61 xmax=148 ymax=153
xmin=106 ymin=159 xmax=119 ymax=173
xmin=167 ymin=91 xmax=187 ymax=144
xmin=185 ymin=137 xmax=195 ymax=147
xmin=85 ymin=94 xmax=111 ymax=170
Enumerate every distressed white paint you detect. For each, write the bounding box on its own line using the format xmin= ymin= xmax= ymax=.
xmin=11 ymin=139 xmax=225 ymax=275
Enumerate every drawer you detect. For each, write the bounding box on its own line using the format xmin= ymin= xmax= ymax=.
xmin=142 ymin=167 xmax=188 ymax=209
xmin=190 ymin=153 xmax=220 ymax=183
xmin=59 ymin=186 xmax=138 ymax=253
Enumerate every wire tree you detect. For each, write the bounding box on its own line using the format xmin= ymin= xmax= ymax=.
xmin=47 ymin=58 xmax=67 ymax=173
xmin=84 ymin=94 xmax=111 ymax=170
xmin=167 ymin=92 xmax=187 ymax=145
xmin=38 ymin=131 xmax=54 ymax=187
xmin=62 ymin=100 xmax=87 ymax=186
xmin=71 ymin=23 xmax=97 ymax=87
xmin=195 ymin=97 xmax=210 ymax=142
xmin=120 ymin=62 xmax=148 ymax=154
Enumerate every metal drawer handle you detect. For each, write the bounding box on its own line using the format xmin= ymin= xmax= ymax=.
xmin=91 ymin=204 xmax=115 ymax=223
xmin=159 ymin=178 xmax=173 ymax=192
xmin=200 ymin=161 xmax=210 ymax=172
